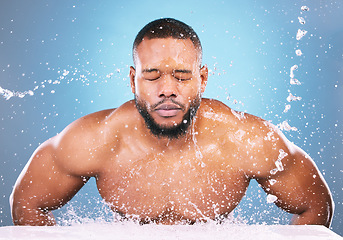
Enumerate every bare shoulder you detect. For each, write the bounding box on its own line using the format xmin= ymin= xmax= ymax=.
xmin=200 ymin=99 xmax=301 ymax=178
xmin=46 ymin=100 xmax=137 ymax=176
xmin=200 ymin=98 xmax=270 ymax=129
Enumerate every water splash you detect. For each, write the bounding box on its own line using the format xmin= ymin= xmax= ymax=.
xmin=283 ymin=104 xmax=291 ymax=113
xmin=0 ymin=86 xmax=34 ymax=100
xmin=289 ymin=65 xmax=298 ymax=79
xmin=276 ymin=120 xmax=297 ymax=132
xmin=295 ymin=49 xmax=303 ymax=56
xmin=290 ymin=78 xmax=301 ymax=85
xmin=298 ymin=17 xmax=306 ymax=25
xmin=301 ymin=6 xmax=310 ymax=11
xmin=1 ymin=65 xmax=121 ymax=101
xmin=278 ymin=149 xmax=288 ymax=161
xmin=296 ymin=29 xmax=308 ymax=41
xmin=268 ymin=179 xmax=277 ymax=185
xmin=286 ymin=93 xmax=301 ymax=102
xmin=57 ymin=198 xmax=119 ymax=226
xmin=289 ymin=65 xmax=301 ymax=85
xmin=284 ymin=5 xmax=309 ymax=112
xmin=269 ymin=149 xmax=288 ymax=176
xmin=231 ymin=109 xmax=245 ymax=121
xmin=191 ymin=120 xmax=205 ymax=167
xmin=266 ymin=194 xmax=278 ymax=204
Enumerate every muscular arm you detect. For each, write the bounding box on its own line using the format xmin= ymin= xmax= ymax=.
xmin=230 ymin=112 xmax=334 ymax=227
xmin=10 ymin=139 xmax=89 ymax=225
xmin=204 ymin=101 xmax=333 ymax=226
xmin=253 ymin=130 xmax=334 ymax=227
xmin=10 ymin=109 xmax=116 ymax=226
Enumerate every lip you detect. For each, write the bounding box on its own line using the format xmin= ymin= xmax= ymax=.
xmin=155 ymin=103 xmax=182 ymax=117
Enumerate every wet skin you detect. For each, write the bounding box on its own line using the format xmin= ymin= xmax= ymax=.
xmin=11 ymin=38 xmax=333 ymax=226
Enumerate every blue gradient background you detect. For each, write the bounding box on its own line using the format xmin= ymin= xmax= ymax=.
xmin=0 ymin=0 xmax=342 ymax=236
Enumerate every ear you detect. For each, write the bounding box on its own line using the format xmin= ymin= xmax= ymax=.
xmin=129 ymin=66 xmax=136 ymax=94
xmin=199 ymin=65 xmax=208 ymax=94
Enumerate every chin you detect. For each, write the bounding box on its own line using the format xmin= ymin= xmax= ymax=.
xmin=154 ymin=116 xmax=182 ymax=127
xmin=135 ymin=96 xmax=200 ymax=139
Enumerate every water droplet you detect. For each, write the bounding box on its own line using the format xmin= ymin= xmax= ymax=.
xmin=275 ymin=160 xmax=283 ymax=171
xmin=0 ymin=86 xmax=35 ymax=100
xmin=298 ymin=17 xmax=306 ymax=25
xmin=62 ymin=70 xmax=69 ymax=76
xmin=269 ymin=179 xmax=277 ymax=185
xmin=267 ymin=194 xmax=278 ymax=203
xmin=283 ymin=104 xmax=291 ymax=113
xmin=295 ymin=49 xmax=303 ymax=56
xmin=17 ymin=92 xmax=25 ymax=98
xmin=106 ymin=73 xmax=114 ymax=78
xmin=289 ymin=65 xmax=298 ymax=79
xmin=301 ymin=6 xmax=309 ymax=11
xmin=296 ymin=29 xmax=308 ymax=41
xmin=277 ymin=120 xmax=298 ymax=132
xmin=289 ymin=65 xmax=301 ymax=84
xmin=290 ymin=78 xmax=301 ymax=85
xmin=286 ymin=93 xmax=302 ymax=102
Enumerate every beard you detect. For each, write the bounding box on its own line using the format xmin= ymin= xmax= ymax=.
xmin=135 ymin=96 xmax=201 ymax=139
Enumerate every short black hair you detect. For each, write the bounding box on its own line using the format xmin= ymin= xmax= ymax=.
xmin=132 ymin=18 xmax=202 ymax=64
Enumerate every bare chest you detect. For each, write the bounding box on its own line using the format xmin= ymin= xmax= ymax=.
xmin=96 ymin=147 xmax=249 ymax=224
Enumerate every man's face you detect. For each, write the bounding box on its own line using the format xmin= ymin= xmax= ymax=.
xmin=130 ymin=38 xmax=208 ymax=138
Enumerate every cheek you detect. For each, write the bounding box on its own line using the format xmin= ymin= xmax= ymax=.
xmin=183 ymin=82 xmax=202 ymax=97
xmin=135 ymin=82 xmax=154 ymax=101
xmin=134 ymin=81 xmax=146 ymax=95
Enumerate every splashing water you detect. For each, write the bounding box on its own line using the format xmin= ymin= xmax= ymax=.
xmin=277 ymin=120 xmax=297 ymax=132
xmin=284 ymin=5 xmax=309 ymax=112
xmin=0 ymin=86 xmax=34 ymax=100
xmin=298 ymin=17 xmax=306 ymax=25
xmin=55 ymin=195 xmax=247 ymax=227
xmin=278 ymin=149 xmax=288 ymax=161
xmin=57 ymin=198 xmax=119 ymax=226
xmin=0 ymin=64 xmax=121 ymax=101
xmin=286 ymin=93 xmax=302 ymax=102
xmin=283 ymin=104 xmax=291 ymax=113
xmin=191 ymin=121 xmax=205 ymax=167
xmin=268 ymin=179 xmax=277 ymax=185
xmin=231 ymin=109 xmax=245 ymax=121
xmin=301 ymin=6 xmax=310 ymax=11
xmin=290 ymin=78 xmax=301 ymax=85
xmin=289 ymin=65 xmax=298 ymax=79
xmin=295 ymin=49 xmax=303 ymax=56
xmin=266 ymin=194 xmax=278 ymax=204
xmin=269 ymin=149 xmax=288 ymax=176
xmin=296 ymin=29 xmax=308 ymax=41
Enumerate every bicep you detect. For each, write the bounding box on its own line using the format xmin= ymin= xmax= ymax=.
xmin=257 ymin=145 xmax=332 ymax=216
xmin=11 ymin=141 xmax=88 ymax=212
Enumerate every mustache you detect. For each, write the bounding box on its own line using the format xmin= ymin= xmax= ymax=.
xmin=151 ymin=98 xmax=185 ymax=110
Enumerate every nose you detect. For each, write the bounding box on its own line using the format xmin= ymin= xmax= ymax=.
xmin=158 ymin=74 xmax=178 ymax=98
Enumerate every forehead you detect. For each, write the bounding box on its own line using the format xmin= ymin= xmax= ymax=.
xmin=134 ymin=38 xmax=199 ymax=68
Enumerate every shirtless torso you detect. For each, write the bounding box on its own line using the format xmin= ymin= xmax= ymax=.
xmin=10 ymin=99 xmax=332 ymax=226
xmin=10 ymin=18 xmax=333 ymax=227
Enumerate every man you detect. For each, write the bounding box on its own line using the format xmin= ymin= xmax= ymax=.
xmin=10 ymin=18 xmax=333 ymax=226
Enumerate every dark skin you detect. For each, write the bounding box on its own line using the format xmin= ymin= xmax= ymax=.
xmin=11 ymin=38 xmax=333 ymax=226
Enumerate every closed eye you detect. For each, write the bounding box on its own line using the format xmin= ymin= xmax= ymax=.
xmin=142 ymin=68 xmax=161 ymax=81
xmin=173 ymin=69 xmax=192 ymax=81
